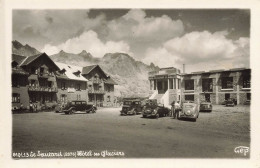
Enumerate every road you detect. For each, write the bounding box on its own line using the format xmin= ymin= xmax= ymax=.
xmin=12 ymin=105 xmax=250 ymax=158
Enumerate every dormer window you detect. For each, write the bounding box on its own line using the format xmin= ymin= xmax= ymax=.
xmin=73 ymin=70 xmax=81 ymax=77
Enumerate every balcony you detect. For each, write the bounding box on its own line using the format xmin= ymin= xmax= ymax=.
xmin=67 ymin=88 xmax=76 ymax=93
xmin=28 ymin=85 xmax=58 ymax=92
xmin=88 ymin=89 xmax=105 ymax=94
xmin=38 ymin=72 xmax=55 ymax=78
xmin=92 ymin=79 xmax=102 ymax=84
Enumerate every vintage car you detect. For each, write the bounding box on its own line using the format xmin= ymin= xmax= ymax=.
xmin=177 ymin=102 xmax=199 ymax=122
xmin=142 ymin=99 xmax=170 ymax=118
xmin=199 ymin=101 xmax=212 ymax=112
xmin=226 ymin=99 xmax=235 ymax=107
xmin=120 ymin=98 xmax=143 ymax=115
xmin=62 ymin=101 xmax=97 ymax=114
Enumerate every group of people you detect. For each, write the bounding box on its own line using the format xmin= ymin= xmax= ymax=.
xmin=170 ymin=101 xmax=181 ymax=118
xmin=29 ymin=101 xmax=38 ymax=112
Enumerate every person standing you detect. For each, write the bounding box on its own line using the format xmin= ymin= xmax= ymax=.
xmin=171 ymin=101 xmax=175 ymax=118
xmin=174 ymin=101 xmax=181 ymax=118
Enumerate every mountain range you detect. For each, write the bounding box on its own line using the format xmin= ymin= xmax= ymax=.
xmin=12 ymin=40 xmax=159 ymax=97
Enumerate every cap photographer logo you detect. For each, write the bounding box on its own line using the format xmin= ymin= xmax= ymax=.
xmin=234 ymin=146 xmax=249 ymax=156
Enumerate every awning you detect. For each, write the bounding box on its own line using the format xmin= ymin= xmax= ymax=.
xmin=28 ymin=74 xmax=38 ymax=80
xmin=48 ymin=76 xmax=56 ymax=81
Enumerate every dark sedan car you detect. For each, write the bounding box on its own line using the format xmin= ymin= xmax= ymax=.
xmin=200 ymin=101 xmax=212 ymax=112
xmin=142 ymin=99 xmax=169 ymax=118
xmin=62 ymin=101 xmax=96 ymax=114
xmin=226 ymin=99 xmax=235 ymax=107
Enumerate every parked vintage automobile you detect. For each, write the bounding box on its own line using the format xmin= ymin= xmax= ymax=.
xmin=225 ymin=99 xmax=235 ymax=107
xmin=120 ymin=98 xmax=143 ymax=115
xmin=62 ymin=101 xmax=97 ymax=114
xmin=199 ymin=101 xmax=212 ymax=112
xmin=142 ymin=99 xmax=170 ymax=118
xmin=177 ymin=102 xmax=199 ymax=122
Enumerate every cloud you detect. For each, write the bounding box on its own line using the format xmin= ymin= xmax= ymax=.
xmin=143 ymin=30 xmax=249 ymax=72
xmin=42 ymin=30 xmax=131 ymax=57
xmin=107 ymin=9 xmax=184 ymax=42
xmin=13 ymin=10 xmax=106 ymax=49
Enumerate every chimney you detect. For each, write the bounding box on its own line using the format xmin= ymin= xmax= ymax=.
xmin=183 ymin=64 xmax=185 ymax=73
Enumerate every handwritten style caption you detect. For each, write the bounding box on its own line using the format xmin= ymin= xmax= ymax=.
xmin=13 ymin=150 xmax=125 ymax=158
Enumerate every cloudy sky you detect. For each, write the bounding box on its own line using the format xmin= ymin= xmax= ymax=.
xmin=13 ymin=9 xmax=250 ymax=73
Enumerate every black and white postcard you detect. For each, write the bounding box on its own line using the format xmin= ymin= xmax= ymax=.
xmin=1 ymin=0 xmax=260 ymax=168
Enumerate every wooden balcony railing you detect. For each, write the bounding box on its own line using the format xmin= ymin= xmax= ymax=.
xmin=28 ymin=86 xmax=58 ymax=92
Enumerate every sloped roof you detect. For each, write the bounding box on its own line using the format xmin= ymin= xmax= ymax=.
xmin=104 ymin=77 xmax=117 ymax=85
xmin=12 ymin=67 xmax=29 ymax=75
xmin=82 ymin=65 xmax=98 ymax=74
xmin=82 ymin=65 xmax=108 ymax=77
xmin=55 ymin=62 xmax=87 ymax=81
xmin=12 ymin=54 xmax=26 ymax=65
xmin=20 ymin=53 xmax=42 ymax=66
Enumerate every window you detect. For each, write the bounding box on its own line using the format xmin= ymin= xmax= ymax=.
xmin=178 ymin=79 xmax=180 ymax=89
xmin=243 ymin=75 xmax=251 ymax=88
xmin=157 ymin=81 xmax=162 ymax=90
xmin=169 ymin=79 xmax=173 ymax=89
xmin=106 ymin=85 xmax=111 ymax=92
xmin=48 ymin=81 xmax=52 ymax=88
xmin=174 ymin=78 xmax=176 ymax=89
xmin=61 ymin=82 xmax=66 ymax=90
xmin=222 ymin=77 xmax=233 ymax=89
xmin=89 ymin=95 xmax=94 ymax=102
xmin=77 ymin=94 xmax=81 ymax=100
xmin=12 ymin=93 xmax=20 ymax=103
xmin=31 ymin=66 xmax=36 ymax=74
xmin=107 ymin=95 xmax=111 ymax=102
xmin=154 ymin=81 xmax=157 ymax=90
xmin=185 ymin=95 xmax=194 ymax=101
xmin=61 ymin=94 xmax=67 ymax=102
xmin=225 ymin=93 xmax=230 ymax=100
xmin=30 ymin=80 xmax=36 ymax=87
xmin=205 ymin=94 xmax=210 ymax=102
xmin=150 ymin=81 xmax=153 ymax=90
xmin=82 ymin=101 xmax=86 ymax=104
xmin=202 ymin=78 xmax=213 ymax=92
xmin=30 ymin=94 xmax=36 ymax=103
xmin=185 ymin=80 xmax=194 ymax=90
xmin=247 ymin=93 xmax=251 ymax=100
xmin=40 ymin=67 xmax=44 ymax=75
xmin=12 ymin=75 xmax=19 ymax=87
xmin=76 ymin=83 xmax=81 ymax=91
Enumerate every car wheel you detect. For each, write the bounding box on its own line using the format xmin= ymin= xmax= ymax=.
xmin=92 ymin=108 xmax=96 ymax=113
xmin=71 ymin=109 xmax=76 ymax=114
xmin=155 ymin=113 xmax=159 ymax=119
xmin=134 ymin=110 xmax=137 ymax=115
xmin=177 ymin=111 xmax=181 ymax=120
xmin=192 ymin=118 xmax=197 ymax=122
xmin=143 ymin=115 xmax=146 ymax=118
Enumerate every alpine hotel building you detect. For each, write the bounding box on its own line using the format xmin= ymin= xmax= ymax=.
xmin=12 ymin=53 xmax=117 ymax=111
xmin=149 ymin=67 xmax=251 ymax=107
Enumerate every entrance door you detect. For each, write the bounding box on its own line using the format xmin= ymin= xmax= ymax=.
xmin=164 ymin=81 xmax=168 ymax=92
xmin=205 ymin=94 xmax=210 ymax=102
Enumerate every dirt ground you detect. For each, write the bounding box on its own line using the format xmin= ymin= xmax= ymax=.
xmin=12 ymin=105 xmax=250 ymax=158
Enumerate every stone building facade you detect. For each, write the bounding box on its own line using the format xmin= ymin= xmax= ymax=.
xmin=149 ymin=67 xmax=251 ymax=107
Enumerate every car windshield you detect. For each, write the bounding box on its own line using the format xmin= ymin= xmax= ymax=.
xmin=134 ymin=102 xmax=140 ymax=104
xmin=185 ymin=105 xmax=194 ymax=108
xmin=123 ymin=101 xmax=131 ymax=105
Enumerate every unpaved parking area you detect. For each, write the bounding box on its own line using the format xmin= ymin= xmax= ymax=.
xmin=12 ymin=105 xmax=250 ymax=158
